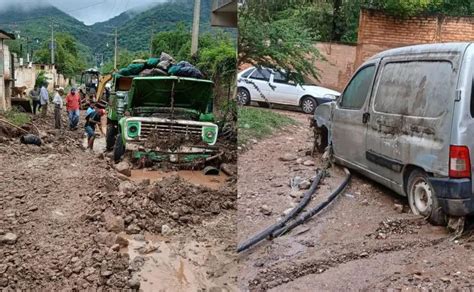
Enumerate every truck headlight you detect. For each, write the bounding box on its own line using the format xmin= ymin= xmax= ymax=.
xmin=127 ymin=121 xmax=140 ymax=138
xmin=202 ymin=126 xmax=218 ymax=145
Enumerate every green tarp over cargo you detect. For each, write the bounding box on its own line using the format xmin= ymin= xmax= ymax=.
xmin=127 ymin=76 xmax=214 ymax=113
xmin=115 ymin=63 xmax=145 ymax=77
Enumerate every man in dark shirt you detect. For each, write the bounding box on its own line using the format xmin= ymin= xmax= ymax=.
xmin=85 ymin=108 xmax=105 ymax=151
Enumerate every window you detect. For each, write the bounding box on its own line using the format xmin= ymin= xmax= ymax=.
xmin=249 ymin=68 xmax=271 ymax=81
xmin=273 ymin=71 xmax=289 ymax=84
xmin=374 ymin=61 xmax=454 ymax=117
xmin=241 ymin=68 xmax=254 ymax=78
xmin=341 ymin=65 xmax=375 ymax=109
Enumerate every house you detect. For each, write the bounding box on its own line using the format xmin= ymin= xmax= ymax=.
xmin=0 ymin=29 xmax=15 ymax=111
xmin=211 ymin=0 xmax=237 ymax=27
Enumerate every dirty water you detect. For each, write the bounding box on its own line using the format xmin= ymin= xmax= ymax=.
xmin=122 ymin=233 xmax=235 ymax=292
xmin=130 ymin=169 xmax=229 ymax=190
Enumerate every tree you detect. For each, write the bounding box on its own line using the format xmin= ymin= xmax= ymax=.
xmin=35 ymin=33 xmax=86 ymax=78
xmin=100 ymin=50 xmax=149 ymax=74
xmin=238 ymin=0 xmax=323 ymax=80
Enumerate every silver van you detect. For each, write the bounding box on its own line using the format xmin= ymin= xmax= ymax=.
xmin=314 ymin=43 xmax=474 ymax=225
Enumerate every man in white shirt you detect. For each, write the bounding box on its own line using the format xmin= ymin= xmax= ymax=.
xmin=52 ymin=87 xmax=64 ymax=129
xmin=39 ymin=83 xmax=49 ymax=117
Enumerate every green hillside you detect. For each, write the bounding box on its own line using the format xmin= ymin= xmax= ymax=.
xmin=0 ymin=0 xmax=214 ymax=65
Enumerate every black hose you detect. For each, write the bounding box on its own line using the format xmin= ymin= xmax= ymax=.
xmin=236 ymin=170 xmax=325 ymax=253
xmin=272 ymin=168 xmax=351 ymax=238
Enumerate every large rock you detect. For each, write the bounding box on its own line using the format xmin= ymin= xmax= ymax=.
xmin=260 ymin=205 xmax=272 ymax=216
xmin=115 ymin=235 xmax=129 ymax=248
xmin=303 ymin=160 xmax=315 ymax=166
xmin=299 ymin=180 xmax=311 ymax=190
xmin=279 ymin=153 xmax=298 ymax=162
xmin=0 ymin=233 xmax=17 ymax=244
xmin=102 ymin=211 xmax=125 ymax=233
xmin=115 ymin=162 xmax=132 ymax=177
xmin=161 ymin=224 xmax=172 ymax=236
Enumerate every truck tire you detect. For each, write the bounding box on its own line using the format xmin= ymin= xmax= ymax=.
xmin=114 ymin=133 xmax=125 ymax=163
xmin=106 ymin=124 xmax=117 ymax=152
xmin=407 ymin=169 xmax=446 ymax=226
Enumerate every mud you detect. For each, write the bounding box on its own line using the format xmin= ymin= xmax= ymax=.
xmin=0 ymin=108 xmax=237 ymax=290
xmin=144 ymin=130 xmax=205 ymax=150
xmin=237 ymin=109 xmax=474 ymax=291
xmin=123 ymin=232 xmax=237 ymax=291
xmin=130 ymin=169 xmax=229 ymax=190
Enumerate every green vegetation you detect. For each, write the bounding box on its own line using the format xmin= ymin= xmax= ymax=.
xmin=151 ymin=24 xmax=237 ymax=114
xmin=4 ymin=109 xmax=31 ymax=126
xmin=240 ymin=0 xmax=474 ymax=47
xmin=34 ymin=33 xmax=86 ymax=77
xmin=0 ymin=0 xmax=218 ymax=68
xmin=239 ymin=0 xmax=322 ymax=80
xmin=238 ymin=107 xmax=297 ymax=145
xmin=35 ymin=71 xmax=49 ymax=87
xmin=100 ymin=50 xmax=149 ymax=74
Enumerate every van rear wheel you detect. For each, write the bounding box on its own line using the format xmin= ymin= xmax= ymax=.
xmin=407 ymin=169 xmax=446 ymax=226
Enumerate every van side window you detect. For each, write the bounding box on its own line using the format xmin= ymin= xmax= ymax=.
xmin=374 ymin=61 xmax=455 ymax=117
xmin=341 ymin=65 xmax=375 ymax=109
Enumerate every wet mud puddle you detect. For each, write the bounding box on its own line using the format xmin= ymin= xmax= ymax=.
xmin=123 ymin=233 xmax=235 ymax=292
xmin=130 ymin=169 xmax=229 ymax=190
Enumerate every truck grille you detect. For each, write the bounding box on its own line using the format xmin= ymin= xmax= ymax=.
xmin=140 ymin=121 xmax=202 ymax=140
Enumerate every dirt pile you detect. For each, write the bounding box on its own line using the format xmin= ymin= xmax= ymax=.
xmin=86 ymin=176 xmax=236 ymax=235
xmin=367 ymin=217 xmax=426 ymax=239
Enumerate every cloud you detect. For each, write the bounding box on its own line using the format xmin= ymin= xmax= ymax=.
xmin=0 ymin=0 xmax=169 ymax=25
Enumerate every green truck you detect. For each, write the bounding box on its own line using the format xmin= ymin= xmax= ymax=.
xmin=107 ymin=75 xmax=220 ymax=164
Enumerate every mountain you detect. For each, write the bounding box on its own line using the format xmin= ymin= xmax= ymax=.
xmin=0 ymin=0 xmax=214 ymax=65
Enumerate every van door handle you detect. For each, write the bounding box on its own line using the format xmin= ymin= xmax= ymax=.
xmin=362 ymin=112 xmax=370 ymax=124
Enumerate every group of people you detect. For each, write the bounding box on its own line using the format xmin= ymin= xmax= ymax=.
xmin=29 ymin=85 xmax=106 ymax=151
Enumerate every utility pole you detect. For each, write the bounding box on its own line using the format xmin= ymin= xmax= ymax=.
xmin=114 ymin=28 xmax=118 ymax=70
xmin=191 ymin=0 xmax=201 ymax=56
xmin=50 ymin=18 xmax=55 ymax=65
xmin=149 ymin=21 xmax=155 ymax=57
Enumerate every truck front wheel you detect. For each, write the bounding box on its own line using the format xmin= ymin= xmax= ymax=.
xmin=114 ymin=133 xmax=125 ymax=163
xmin=106 ymin=124 xmax=117 ymax=152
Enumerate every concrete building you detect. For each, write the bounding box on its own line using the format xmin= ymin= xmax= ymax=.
xmin=212 ymin=0 xmax=237 ymax=27
xmin=0 ymin=29 xmax=15 ymax=111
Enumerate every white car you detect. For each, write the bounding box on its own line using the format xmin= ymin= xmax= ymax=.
xmin=237 ymin=66 xmax=340 ymax=113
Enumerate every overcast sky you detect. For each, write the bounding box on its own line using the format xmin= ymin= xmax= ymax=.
xmin=0 ymin=0 xmax=168 ymax=25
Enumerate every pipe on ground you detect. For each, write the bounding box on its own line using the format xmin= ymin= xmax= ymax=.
xmin=237 ymin=170 xmax=325 ymax=253
xmin=271 ymin=167 xmax=351 ymax=237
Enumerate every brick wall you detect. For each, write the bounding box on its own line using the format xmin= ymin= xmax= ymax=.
xmin=310 ymin=42 xmax=356 ymax=92
xmin=356 ymin=9 xmax=474 ymax=67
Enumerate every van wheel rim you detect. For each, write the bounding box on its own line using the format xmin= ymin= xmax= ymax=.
xmin=237 ymin=90 xmax=249 ymax=104
xmin=303 ymin=99 xmax=314 ymax=113
xmin=412 ymin=180 xmax=432 ymax=215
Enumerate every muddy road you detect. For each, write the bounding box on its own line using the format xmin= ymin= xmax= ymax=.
xmin=0 ymin=111 xmax=237 ymax=291
xmin=237 ymin=110 xmax=474 ymax=291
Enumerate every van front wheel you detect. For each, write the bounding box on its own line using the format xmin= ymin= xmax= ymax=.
xmin=407 ymin=170 xmax=446 ymax=226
